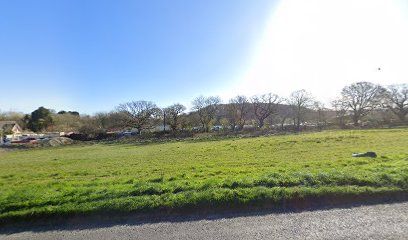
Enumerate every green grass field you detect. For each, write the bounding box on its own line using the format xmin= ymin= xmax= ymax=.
xmin=1 ymin=129 xmax=407 ymax=222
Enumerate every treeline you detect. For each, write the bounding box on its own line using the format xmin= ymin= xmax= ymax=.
xmin=1 ymin=82 xmax=407 ymax=138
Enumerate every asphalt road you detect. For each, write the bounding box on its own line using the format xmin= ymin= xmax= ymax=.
xmin=1 ymin=202 xmax=407 ymax=240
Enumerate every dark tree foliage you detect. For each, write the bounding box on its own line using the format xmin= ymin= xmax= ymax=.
xmin=58 ymin=110 xmax=80 ymax=116
xmin=27 ymin=107 xmax=54 ymax=132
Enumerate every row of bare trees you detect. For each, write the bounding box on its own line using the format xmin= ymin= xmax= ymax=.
xmin=223 ymin=90 xmax=314 ymax=132
xmin=334 ymin=82 xmax=407 ymax=127
xmin=3 ymin=82 xmax=406 ymax=135
xmin=91 ymin=82 xmax=408 ymax=134
xmin=114 ymin=101 xmax=189 ymax=133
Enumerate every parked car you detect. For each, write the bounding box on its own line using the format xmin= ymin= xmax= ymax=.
xmin=211 ymin=125 xmax=223 ymax=131
xmin=191 ymin=127 xmax=203 ymax=132
xmin=118 ymin=131 xmax=137 ymax=137
xmin=11 ymin=137 xmax=37 ymax=144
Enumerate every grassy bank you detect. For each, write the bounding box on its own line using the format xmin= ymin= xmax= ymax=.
xmin=0 ymin=129 xmax=407 ymax=223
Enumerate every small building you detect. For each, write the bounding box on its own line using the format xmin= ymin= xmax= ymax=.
xmin=0 ymin=121 xmax=23 ymax=144
xmin=0 ymin=121 xmax=22 ymax=135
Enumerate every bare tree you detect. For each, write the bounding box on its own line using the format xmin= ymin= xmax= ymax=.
xmin=226 ymin=95 xmax=249 ymax=131
xmin=192 ymin=96 xmax=221 ymax=132
xmin=51 ymin=112 xmax=82 ymax=132
xmin=78 ymin=115 xmax=105 ymax=137
xmin=250 ymin=93 xmax=281 ymax=128
xmin=164 ymin=103 xmax=186 ymax=131
xmin=332 ymin=99 xmax=348 ymax=128
xmin=312 ymin=101 xmax=327 ymax=131
xmin=275 ymin=105 xmax=292 ymax=131
xmin=178 ymin=113 xmax=190 ymax=130
xmin=94 ymin=111 xmax=129 ymax=131
xmin=339 ymin=82 xmax=385 ymax=126
xmin=288 ymin=89 xmax=314 ymax=131
xmin=0 ymin=111 xmax=26 ymax=129
xmin=116 ymin=100 xmax=158 ymax=134
xmin=383 ymin=84 xmax=408 ymax=122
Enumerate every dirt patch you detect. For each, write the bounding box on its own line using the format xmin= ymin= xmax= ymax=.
xmin=45 ymin=137 xmax=74 ymax=147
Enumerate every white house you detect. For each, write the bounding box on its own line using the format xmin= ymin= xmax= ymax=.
xmin=0 ymin=121 xmax=23 ymax=144
xmin=0 ymin=121 xmax=22 ymax=134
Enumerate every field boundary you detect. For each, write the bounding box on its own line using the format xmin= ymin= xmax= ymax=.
xmin=1 ymin=189 xmax=407 ymax=233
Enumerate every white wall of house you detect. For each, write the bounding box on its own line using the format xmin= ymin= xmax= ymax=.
xmin=154 ymin=124 xmax=172 ymax=132
xmin=11 ymin=125 xmax=22 ymax=134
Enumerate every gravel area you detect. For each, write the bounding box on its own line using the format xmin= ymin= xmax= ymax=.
xmin=1 ymin=202 xmax=407 ymax=240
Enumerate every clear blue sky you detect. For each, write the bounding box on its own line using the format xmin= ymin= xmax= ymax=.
xmin=0 ymin=0 xmax=276 ymax=114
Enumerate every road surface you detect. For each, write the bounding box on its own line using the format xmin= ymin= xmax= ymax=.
xmin=1 ymin=202 xmax=407 ymax=240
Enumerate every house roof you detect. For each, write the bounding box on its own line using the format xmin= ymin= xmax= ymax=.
xmin=0 ymin=121 xmax=22 ymax=133
xmin=0 ymin=121 xmax=17 ymax=128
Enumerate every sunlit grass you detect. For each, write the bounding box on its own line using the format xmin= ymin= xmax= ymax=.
xmin=0 ymin=129 xmax=407 ymax=222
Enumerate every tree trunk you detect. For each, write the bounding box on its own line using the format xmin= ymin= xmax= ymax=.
xmin=258 ymin=119 xmax=264 ymax=129
xmin=280 ymin=117 xmax=286 ymax=131
xmin=200 ymin=122 xmax=206 ymax=132
xmin=296 ymin=119 xmax=301 ymax=132
xmin=352 ymin=115 xmax=359 ymax=127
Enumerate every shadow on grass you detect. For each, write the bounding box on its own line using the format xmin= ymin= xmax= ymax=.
xmin=95 ymin=130 xmax=283 ymax=147
xmin=99 ymin=135 xmax=236 ymax=147
xmin=1 ymin=191 xmax=407 ymax=235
